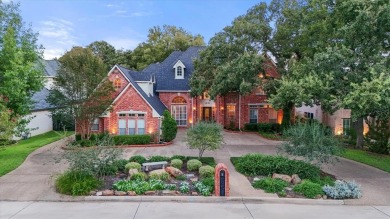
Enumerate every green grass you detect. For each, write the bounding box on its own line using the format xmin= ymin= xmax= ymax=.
xmin=0 ymin=131 xmax=74 ymax=176
xmin=340 ymin=148 xmax=390 ymax=173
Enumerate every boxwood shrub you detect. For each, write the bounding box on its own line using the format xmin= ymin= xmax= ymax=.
xmin=125 ymin=162 xmax=142 ymax=172
xmin=187 ymin=159 xmax=202 ymax=171
xmin=199 ymin=165 xmax=215 ymax=178
xmin=149 ymin=155 xmax=170 ymax=162
xmin=231 ymin=153 xmax=320 ymax=180
xmin=170 ymin=159 xmax=183 ymax=169
xmin=112 ymin=135 xmax=151 ymax=145
xmin=128 ymin=155 xmax=147 ymax=164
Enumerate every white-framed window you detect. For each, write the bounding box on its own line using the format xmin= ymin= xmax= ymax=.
xmin=91 ymin=118 xmax=99 ymax=131
xmin=249 ymin=109 xmax=258 ymax=124
xmin=343 ymin=118 xmax=351 ymax=136
xmin=172 ymin=105 xmax=187 ymax=126
xmin=174 ymin=60 xmax=185 ymax=79
xmin=117 ymin=112 xmax=146 ymax=135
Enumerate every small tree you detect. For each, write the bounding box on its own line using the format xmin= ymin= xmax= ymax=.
xmin=186 ymin=121 xmax=223 ymax=158
xmin=0 ymin=104 xmax=16 ymax=145
xmin=279 ymin=121 xmax=344 ymax=166
xmin=161 ymin=110 xmax=177 ymax=142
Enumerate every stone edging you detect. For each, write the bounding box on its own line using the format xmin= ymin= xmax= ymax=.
xmin=61 ymin=141 xmax=173 ymax=150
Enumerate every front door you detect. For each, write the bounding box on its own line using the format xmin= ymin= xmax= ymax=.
xmin=202 ymin=107 xmax=212 ymax=121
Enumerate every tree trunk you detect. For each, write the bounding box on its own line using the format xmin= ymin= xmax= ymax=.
xmin=281 ymin=102 xmax=294 ymax=130
xmin=353 ymin=117 xmax=364 ymax=149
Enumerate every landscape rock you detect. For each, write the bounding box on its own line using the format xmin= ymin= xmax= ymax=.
xmin=96 ymin=191 xmax=103 ymax=196
xmin=162 ymin=190 xmax=177 ymax=195
xmin=190 ymin=177 xmax=198 ymax=182
xmin=272 ymin=173 xmax=292 ymax=183
xmin=322 ymin=195 xmax=327 ymax=199
xmin=144 ymin=191 xmax=155 ymax=195
xmin=114 ymin=191 xmax=127 ymax=196
xmin=191 ymin=192 xmax=198 ymax=196
xmin=253 ymin=177 xmax=261 ymax=182
xmin=291 ymin=174 xmax=302 ymax=185
xmin=89 ymin=191 xmax=97 ymax=196
xmin=127 ymin=191 xmax=137 ymax=196
xmin=165 ymin=166 xmax=183 ymax=177
xmin=102 ymin=190 xmax=114 ymax=196
xmin=186 ymin=174 xmax=195 ymax=179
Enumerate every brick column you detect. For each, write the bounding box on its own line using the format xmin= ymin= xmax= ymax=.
xmin=214 ymin=163 xmax=230 ymax=197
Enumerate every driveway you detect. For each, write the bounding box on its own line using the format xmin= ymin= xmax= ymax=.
xmin=1 ymin=130 xmax=390 ymax=205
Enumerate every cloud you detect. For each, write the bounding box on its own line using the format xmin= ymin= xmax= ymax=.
xmin=37 ymin=19 xmax=77 ymax=59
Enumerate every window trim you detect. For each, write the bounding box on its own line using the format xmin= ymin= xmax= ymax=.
xmin=91 ymin=118 xmax=99 ymax=131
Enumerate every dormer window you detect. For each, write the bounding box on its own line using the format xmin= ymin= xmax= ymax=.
xmin=173 ymin=60 xmax=185 ymax=79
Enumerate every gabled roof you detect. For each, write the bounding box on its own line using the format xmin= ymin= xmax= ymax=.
xmin=115 ymin=65 xmax=167 ymax=116
xmin=43 ymin=60 xmax=60 ymax=77
xmin=142 ymin=46 xmax=206 ymax=92
xmin=31 ymin=87 xmax=52 ymax=111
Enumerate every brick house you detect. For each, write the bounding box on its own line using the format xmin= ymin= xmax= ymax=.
xmin=82 ymin=46 xmax=282 ymax=136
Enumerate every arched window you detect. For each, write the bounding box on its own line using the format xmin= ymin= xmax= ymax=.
xmin=171 ymin=96 xmax=187 ymax=126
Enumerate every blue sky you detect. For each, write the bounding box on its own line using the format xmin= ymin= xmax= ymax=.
xmin=12 ymin=0 xmax=265 ymax=59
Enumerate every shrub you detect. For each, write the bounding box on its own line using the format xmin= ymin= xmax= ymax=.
xmin=125 ymin=162 xmax=142 ymax=172
xmin=112 ymin=135 xmax=151 ymax=145
xmin=186 ymin=122 xmax=223 ymax=158
xmin=97 ymin=132 xmax=109 ymax=141
xmin=323 ymin=180 xmax=362 ymax=199
xmin=55 ymin=170 xmax=101 ymax=196
xmin=161 ymin=110 xmax=177 ymax=142
xmin=171 ymin=159 xmax=183 ymax=169
xmin=149 ymin=172 xmax=170 ymax=181
xmin=78 ymin=139 xmax=95 ymax=147
xmin=244 ymin=123 xmax=258 ymax=131
xmin=64 ymin=138 xmax=122 ymax=178
xmin=75 ymin=134 xmax=82 ymax=141
xmin=258 ymin=123 xmax=272 ymax=133
xmin=113 ymin=180 xmax=150 ymax=194
xmin=194 ymin=181 xmax=213 ymax=196
xmin=201 ymin=177 xmax=215 ymax=193
xmin=164 ymin=184 xmax=177 ymax=190
xmin=252 ymin=177 xmax=288 ymax=193
xmin=176 ymin=174 xmax=187 ymax=181
xmin=149 ymin=155 xmax=170 ymax=162
xmin=113 ymin=159 xmax=128 ymax=172
xmin=188 ymin=156 xmax=216 ymax=167
xmin=293 ymin=180 xmax=324 ymax=198
xmin=130 ymin=172 xmax=147 ymax=181
xmin=199 ymin=165 xmax=215 ymax=178
xmin=89 ymin=134 xmax=97 ymax=141
xmin=231 ymin=154 xmax=320 ymax=180
xmin=280 ymin=122 xmax=344 ymax=165
xmin=187 ymin=159 xmax=202 ymax=171
xmin=179 ymin=182 xmax=190 ymax=193
xmin=365 ymin=118 xmax=390 ymax=154
xmin=311 ymin=176 xmax=335 ymax=186
xmin=128 ymin=155 xmax=147 ymax=164
xmin=149 ymin=179 xmax=165 ymax=190
xmin=171 ymin=155 xmax=187 ymax=161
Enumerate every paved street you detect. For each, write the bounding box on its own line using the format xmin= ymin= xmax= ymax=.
xmin=1 ymin=201 xmax=390 ymax=219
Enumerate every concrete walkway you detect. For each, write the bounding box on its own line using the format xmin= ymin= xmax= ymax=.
xmin=1 ymin=129 xmax=390 ymax=206
xmin=2 ymin=201 xmax=390 ymax=219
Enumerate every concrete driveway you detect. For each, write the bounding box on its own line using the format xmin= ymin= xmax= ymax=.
xmin=1 ymin=129 xmax=390 ymax=205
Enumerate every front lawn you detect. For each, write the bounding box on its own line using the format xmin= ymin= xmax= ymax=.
xmin=340 ymin=148 xmax=390 ymax=173
xmin=0 ymin=131 xmax=74 ymax=177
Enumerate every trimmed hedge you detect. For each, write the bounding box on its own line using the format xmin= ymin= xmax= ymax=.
xmin=187 ymin=159 xmax=202 ymax=171
xmin=112 ymin=135 xmax=151 ymax=145
xmin=129 ymin=155 xmax=147 ymax=164
xmin=244 ymin=123 xmax=282 ymax=133
xmin=125 ymin=162 xmax=142 ymax=172
xmin=231 ymin=153 xmax=320 ymax=180
xmin=171 ymin=159 xmax=183 ymax=169
xmin=199 ymin=165 xmax=215 ymax=178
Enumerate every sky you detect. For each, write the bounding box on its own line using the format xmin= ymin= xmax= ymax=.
xmin=11 ymin=0 xmax=266 ymax=59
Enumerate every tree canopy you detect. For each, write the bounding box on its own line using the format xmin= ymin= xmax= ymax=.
xmin=47 ymin=47 xmax=114 ymax=138
xmin=131 ymin=25 xmax=205 ymax=70
xmin=87 ymin=40 xmax=132 ymax=70
xmin=0 ymin=1 xmax=44 ymax=119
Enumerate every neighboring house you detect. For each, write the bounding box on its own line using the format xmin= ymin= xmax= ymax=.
xmin=81 ymin=46 xmax=282 ymax=135
xmin=15 ymin=60 xmax=59 ymax=139
xmin=295 ymin=106 xmax=368 ymax=135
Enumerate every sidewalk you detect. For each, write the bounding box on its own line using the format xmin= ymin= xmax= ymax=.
xmin=1 ymin=201 xmax=390 ymax=219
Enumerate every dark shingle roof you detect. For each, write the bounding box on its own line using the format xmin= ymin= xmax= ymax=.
xmin=145 ymin=46 xmax=205 ymax=92
xmin=116 ymin=65 xmax=167 ymax=116
xmin=31 ymin=88 xmax=52 ymax=111
xmin=43 ymin=60 xmax=60 ymax=77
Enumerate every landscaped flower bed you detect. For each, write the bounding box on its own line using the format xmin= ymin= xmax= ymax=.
xmin=56 ymin=154 xmax=217 ymax=197
xmin=231 ymin=153 xmax=362 ymax=199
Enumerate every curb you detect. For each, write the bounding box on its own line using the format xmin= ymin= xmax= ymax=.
xmin=82 ymin=196 xmax=344 ymax=205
